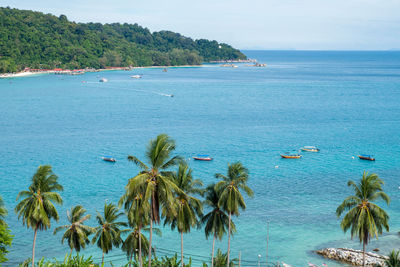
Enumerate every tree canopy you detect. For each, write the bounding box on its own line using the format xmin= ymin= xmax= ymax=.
xmin=0 ymin=7 xmax=246 ymax=73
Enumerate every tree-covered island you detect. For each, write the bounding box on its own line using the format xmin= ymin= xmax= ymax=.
xmin=0 ymin=7 xmax=247 ymax=73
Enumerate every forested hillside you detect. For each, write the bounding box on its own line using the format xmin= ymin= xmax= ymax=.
xmin=0 ymin=7 xmax=246 ymax=73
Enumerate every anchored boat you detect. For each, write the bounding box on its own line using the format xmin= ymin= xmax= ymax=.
xmin=281 ymin=153 xmax=302 ymax=159
xmin=358 ymin=155 xmax=375 ymax=161
xmin=300 ymin=146 xmax=320 ymax=152
xmin=193 ymin=155 xmax=213 ymax=161
xmin=102 ymin=156 xmax=116 ymax=162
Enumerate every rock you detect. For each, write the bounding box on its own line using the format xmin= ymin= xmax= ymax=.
xmin=316 ymin=248 xmax=388 ymax=266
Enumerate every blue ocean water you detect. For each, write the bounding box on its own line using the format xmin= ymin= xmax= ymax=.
xmin=1 ymin=50 xmax=400 ymax=266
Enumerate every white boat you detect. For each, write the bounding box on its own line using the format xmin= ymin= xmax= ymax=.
xmin=99 ymin=77 xmax=108 ymax=82
xmin=130 ymin=75 xmax=142 ymax=79
xmin=300 ymin=146 xmax=320 ymax=152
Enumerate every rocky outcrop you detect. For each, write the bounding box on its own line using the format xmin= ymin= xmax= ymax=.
xmin=316 ymin=248 xmax=388 ymax=266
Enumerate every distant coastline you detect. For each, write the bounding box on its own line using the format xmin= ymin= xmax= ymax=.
xmin=0 ymin=65 xmax=205 ymax=78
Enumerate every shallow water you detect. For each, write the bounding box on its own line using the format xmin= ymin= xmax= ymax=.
xmin=1 ymin=50 xmax=400 ymax=266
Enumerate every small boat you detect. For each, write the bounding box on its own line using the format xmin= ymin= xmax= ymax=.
xmin=163 ymin=68 xmax=168 ymax=72
xmin=102 ymin=156 xmax=116 ymax=162
xmin=300 ymin=146 xmax=320 ymax=152
xmin=193 ymin=155 xmax=213 ymax=161
xmin=358 ymin=155 xmax=375 ymax=161
xmin=131 ymin=75 xmax=142 ymax=79
xmin=99 ymin=77 xmax=108 ymax=82
xmin=281 ymin=153 xmax=302 ymax=159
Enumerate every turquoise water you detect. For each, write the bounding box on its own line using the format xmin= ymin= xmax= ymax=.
xmin=1 ymin=50 xmax=400 ymax=266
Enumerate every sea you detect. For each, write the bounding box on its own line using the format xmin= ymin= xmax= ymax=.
xmin=1 ymin=50 xmax=400 ymax=267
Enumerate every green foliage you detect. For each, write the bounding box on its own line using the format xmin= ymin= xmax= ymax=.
xmin=213 ymin=249 xmax=236 ymax=267
xmin=128 ymin=254 xmax=191 ymax=267
xmin=18 ymin=254 xmax=98 ymax=267
xmin=201 ymin=183 xmax=236 ymax=240
xmin=215 ymin=162 xmax=254 ymax=216
xmin=336 ymin=171 xmax=390 ymax=266
xmin=0 ymin=223 xmax=13 ymax=264
xmin=385 ymin=250 xmax=400 ymax=267
xmin=91 ymin=202 xmax=126 ymax=263
xmin=336 ymin=171 xmax=390 ymax=244
xmin=15 ymin=165 xmax=64 ymax=231
xmin=126 ymin=133 xmax=182 ymax=224
xmin=53 ymin=205 xmax=95 ymax=252
xmin=0 ymin=195 xmax=7 ymax=226
xmin=164 ymin=163 xmax=203 ymax=234
xmin=0 ymin=7 xmax=246 ymax=72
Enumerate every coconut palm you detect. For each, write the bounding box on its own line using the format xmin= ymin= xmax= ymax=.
xmin=122 ymin=227 xmax=161 ymax=267
xmin=53 ymin=205 xmax=95 ymax=254
xmin=215 ymin=162 xmax=253 ymax=267
xmin=201 ymin=184 xmax=236 ymax=267
xmin=0 ymin=195 xmax=7 ymax=226
xmin=119 ymin=189 xmax=150 ymax=267
xmin=336 ymin=171 xmax=390 ymax=267
xmin=164 ymin=163 xmax=203 ymax=267
xmin=15 ymin=165 xmax=63 ymax=267
xmin=92 ymin=202 xmax=127 ymax=265
xmin=385 ymin=250 xmax=400 ymax=267
xmin=125 ymin=134 xmax=182 ymax=267
xmin=213 ymin=249 xmax=236 ymax=267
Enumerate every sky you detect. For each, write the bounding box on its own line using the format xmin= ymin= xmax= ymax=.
xmin=1 ymin=0 xmax=400 ymax=50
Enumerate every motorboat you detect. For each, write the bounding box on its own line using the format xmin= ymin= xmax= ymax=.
xmin=281 ymin=153 xmax=302 ymax=159
xmin=300 ymin=146 xmax=320 ymax=152
xmin=193 ymin=155 xmax=213 ymax=161
xmin=358 ymin=155 xmax=375 ymax=161
xmin=99 ymin=77 xmax=108 ymax=82
xmin=131 ymin=75 xmax=142 ymax=79
xmin=102 ymin=156 xmax=116 ymax=162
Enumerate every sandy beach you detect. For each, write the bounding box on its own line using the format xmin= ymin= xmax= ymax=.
xmin=0 ymin=71 xmax=47 ymax=78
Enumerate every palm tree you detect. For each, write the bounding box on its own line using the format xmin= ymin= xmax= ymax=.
xmin=164 ymin=163 xmax=203 ymax=267
xmin=15 ymin=165 xmax=63 ymax=267
xmin=53 ymin=205 xmax=95 ymax=254
xmin=119 ymin=190 xmax=150 ymax=267
xmin=0 ymin=195 xmax=7 ymax=226
xmin=213 ymin=249 xmax=236 ymax=267
xmin=385 ymin=250 xmax=400 ymax=267
xmin=122 ymin=227 xmax=150 ymax=267
xmin=125 ymin=134 xmax=182 ymax=267
xmin=122 ymin=227 xmax=161 ymax=267
xmin=215 ymin=162 xmax=253 ymax=267
xmin=201 ymin=184 xmax=236 ymax=267
xmin=336 ymin=171 xmax=390 ymax=267
xmin=92 ymin=202 xmax=127 ymax=265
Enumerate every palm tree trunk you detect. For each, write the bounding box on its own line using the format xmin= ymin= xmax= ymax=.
xmin=181 ymin=231 xmax=184 ymax=267
xmin=363 ymin=241 xmax=366 ymax=267
xmin=32 ymin=224 xmax=38 ymax=267
xmin=227 ymin=212 xmax=232 ymax=267
xmin=102 ymin=251 xmax=104 ymax=266
xmin=129 ymin=251 xmax=133 ymax=267
xmin=211 ymin=233 xmax=216 ymax=267
xmin=70 ymin=247 xmax=73 ymax=255
xmin=148 ymin=217 xmax=153 ymax=267
xmin=139 ymin=224 xmax=143 ymax=267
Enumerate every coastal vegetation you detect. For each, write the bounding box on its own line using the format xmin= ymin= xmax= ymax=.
xmin=336 ymin=172 xmax=390 ymax=267
xmin=0 ymin=195 xmax=13 ymax=263
xmin=15 ymin=165 xmax=64 ymax=267
xmin=3 ymin=134 xmax=397 ymax=266
xmin=7 ymin=134 xmax=253 ymax=266
xmin=0 ymin=7 xmax=246 ymax=73
xmin=215 ymin=162 xmax=253 ymax=266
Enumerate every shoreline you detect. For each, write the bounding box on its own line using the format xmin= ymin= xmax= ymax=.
xmin=0 ymin=64 xmax=205 ymax=79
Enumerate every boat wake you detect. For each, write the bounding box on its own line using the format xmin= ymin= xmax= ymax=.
xmin=85 ymin=84 xmax=174 ymax=97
